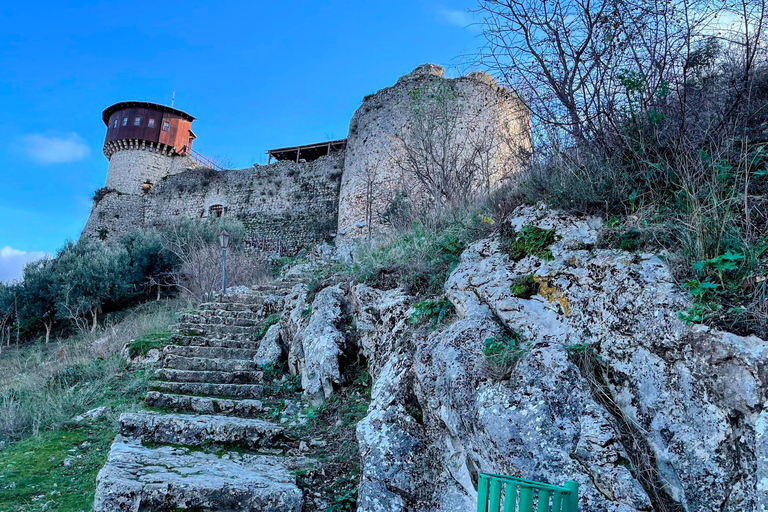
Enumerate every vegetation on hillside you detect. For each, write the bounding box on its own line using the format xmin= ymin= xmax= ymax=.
xmin=0 ymin=302 xmax=176 ymax=511
xmin=0 ymin=218 xmax=266 ymax=348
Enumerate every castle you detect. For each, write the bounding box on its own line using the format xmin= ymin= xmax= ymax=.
xmin=82 ymin=65 xmax=531 ymax=254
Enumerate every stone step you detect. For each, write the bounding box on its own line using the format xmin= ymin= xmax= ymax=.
xmin=215 ymin=293 xmax=285 ymax=306
xmin=196 ymin=308 xmax=260 ymax=318
xmin=163 ymin=354 xmax=261 ymax=372
xmin=93 ymin=437 xmax=302 ymax=512
xmin=119 ymin=412 xmax=285 ymax=450
xmin=164 ymin=345 xmax=259 ymax=360
xmin=154 ymin=368 xmax=263 ymax=385
xmin=180 ymin=314 xmax=261 ymax=327
xmin=199 ymin=302 xmax=258 ymax=312
xmin=145 ymin=391 xmax=265 ymax=417
xmin=171 ymin=333 xmax=256 ymax=347
xmin=149 ymin=380 xmax=263 ymax=399
xmin=177 ymin=322 xmax=256 ymax=336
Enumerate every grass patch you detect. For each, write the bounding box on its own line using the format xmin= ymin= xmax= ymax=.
xmin=126 ymin=331 xmax=173 ymax=358
xmin=0 ymin=419 xmax=116 ymax=512
xmin=510 ymin=274 xmax=540 ymax=299
xmin=500 ymin=224 xmax=559 ymax=262
xmin=481 ymin=331 xmax=527 ymax=380
xmin=0 ymin=301 xmax=176 ymax=511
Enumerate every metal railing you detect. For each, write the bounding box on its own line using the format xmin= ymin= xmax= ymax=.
xmin=188 ymin=148 xmax=223 ymax=171
xmin=477 ymin=474 xmax=578 ymax=512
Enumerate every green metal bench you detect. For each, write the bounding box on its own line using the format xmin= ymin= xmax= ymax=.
xmin=477 ymin=473 xmax=578 ymax=512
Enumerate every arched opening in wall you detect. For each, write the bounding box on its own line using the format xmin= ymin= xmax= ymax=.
xmin=209 ymin=205 xmax=224 ymax=218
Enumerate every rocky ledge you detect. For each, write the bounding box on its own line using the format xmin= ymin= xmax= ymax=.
xmin=352 ymin=205 xmax=768 ymax=512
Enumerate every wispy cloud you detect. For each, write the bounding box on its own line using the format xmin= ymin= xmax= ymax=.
xmin=0 ymin=246 xmax=50 ymax=282
xmin=436 ymin=7 xmax=478 ymax=31
xmin=21 ymin=133 xmax=90 ymax=164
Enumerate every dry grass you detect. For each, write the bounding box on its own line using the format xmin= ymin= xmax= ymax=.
xmin=0 ymin=301 xmax=179 ymax=441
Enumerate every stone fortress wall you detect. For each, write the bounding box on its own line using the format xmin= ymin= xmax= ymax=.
xmin=82 ymin=64 xmax=531 ymax=254
xmin=337 ymin=64 xmax=531 ymax=241
xmin=143 ymin=153 xmax=344 ymax=253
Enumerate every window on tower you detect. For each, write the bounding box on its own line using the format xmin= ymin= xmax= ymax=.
xmin=113 ymin=119 xmax=118 ymax=129
xmin=148 ymin=119 xmax=155 ymax=128
xmin=134 ymin=116 xmax=141 ymax=126
xmin=122 ymin=117 xmax=128 ymax=126
xmin=163 ymin=121 xmax=170 ymax=132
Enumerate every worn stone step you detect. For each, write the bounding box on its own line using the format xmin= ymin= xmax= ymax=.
xmin=93 ymin=437 xmax=302 ymax=512
xmin=149 ymin=380 xmax=263 ymax=398
xmin=197 ymin=308 xmax=260 ymax=318
xmin=119 ymin=412 xmax=285 ymax=450
xmin=164 ymin=345 xmax=259 ymax=360
xmin=171 ymin=333 xmax=256 ymax=347
xmin=145 ymin=391 xmax=265 ymax=417
xmin=177 ymin=322 xmax=256 ymax=336
xmin=163 ymin=354 xmax=261 ymax=372
xmin=180 ymin=314 xmax=260 ymax=327
xmin=199 ymin=302 xmax=258 ymax=312
xmin=154 ymin=368 xmax=263 ymax=385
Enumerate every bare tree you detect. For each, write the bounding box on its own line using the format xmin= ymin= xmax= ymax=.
xmin=393 ymin=82 xmax=503 ymax=212
xmin=161 ymin=219 xmax=268 ymax=303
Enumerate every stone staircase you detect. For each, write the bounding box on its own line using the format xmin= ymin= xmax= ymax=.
xmin=93 ymin=283 xmax=308 ymax=512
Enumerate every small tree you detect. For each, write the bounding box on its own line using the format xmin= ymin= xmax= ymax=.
xmin=0 ymin=282 xmax=19 ymax=348
xmin=121 ymin=230 xmax=179 ymax=300
xmin=18 ymin=258 xmax=58 ymax=343
xmin=55 ymin=240 xmax=133 ymax=332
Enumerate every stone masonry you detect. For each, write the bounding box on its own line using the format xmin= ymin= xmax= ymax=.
xmin=82 ymin=64 xmax=531 ymax=254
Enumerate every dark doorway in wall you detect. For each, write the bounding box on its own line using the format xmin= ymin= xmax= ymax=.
xmin=209 ymin=205 xmax=224 ymax=218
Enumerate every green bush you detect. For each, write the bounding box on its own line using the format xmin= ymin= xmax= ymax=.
xmin=253 ymin=313 xmax=280 ymax=341
xmin=409 ymin=297 xmax=454 ymax=329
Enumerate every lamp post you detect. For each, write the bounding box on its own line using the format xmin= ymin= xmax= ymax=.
xmin=219 ymin=230 xmax=230 ymax=295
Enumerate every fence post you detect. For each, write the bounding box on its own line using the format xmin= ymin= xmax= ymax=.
xmin=563 ymin=481 xmax=579 ymax=512
xmin=477 ymin=475 xmax=490 ymax=512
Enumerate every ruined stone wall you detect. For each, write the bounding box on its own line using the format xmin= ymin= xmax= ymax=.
xmin=142 ymin=152 xmax=344 ymax=254
xmin=337 ymin=64 xmax=530 ymax=242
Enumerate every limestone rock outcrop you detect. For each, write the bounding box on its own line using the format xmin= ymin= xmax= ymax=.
xmin=289 ymin=284 xmax=348 ymax=402
xmin=353 ymin=205 xmax=768 ymax=512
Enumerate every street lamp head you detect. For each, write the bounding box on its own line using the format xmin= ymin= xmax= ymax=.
xmin=219 ymin=230 xmax=231 ymax=249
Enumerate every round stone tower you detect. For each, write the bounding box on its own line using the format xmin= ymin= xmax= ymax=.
xmin=82 ymin=101 xmax=197 ymax=240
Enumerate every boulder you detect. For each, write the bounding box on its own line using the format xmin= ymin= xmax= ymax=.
xmin=254 ymin=323 xmax=283 ymax=366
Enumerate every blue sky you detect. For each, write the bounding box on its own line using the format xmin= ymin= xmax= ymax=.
xmin=0 ymin=0 xmax=482 ymax=281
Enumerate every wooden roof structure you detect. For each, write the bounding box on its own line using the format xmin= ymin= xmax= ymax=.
xmin=102 ymin=101 xmax=195 ymax=125
xmin=267 ymin=139 xmax=347 ymax=163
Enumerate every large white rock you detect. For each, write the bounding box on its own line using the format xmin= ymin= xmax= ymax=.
xmin=293 ymin=285 xmax=348 ymax=402
xmin=355 ymin=205 xmax=768 ymax=511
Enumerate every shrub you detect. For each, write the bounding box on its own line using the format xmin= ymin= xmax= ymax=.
xmin=253 ymin=313 xmax=280 ymax=341
xmin=92 ymin=187 xmax=117 ymax=204
xmin=409 ymin=297 xmax=454 ymax=329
